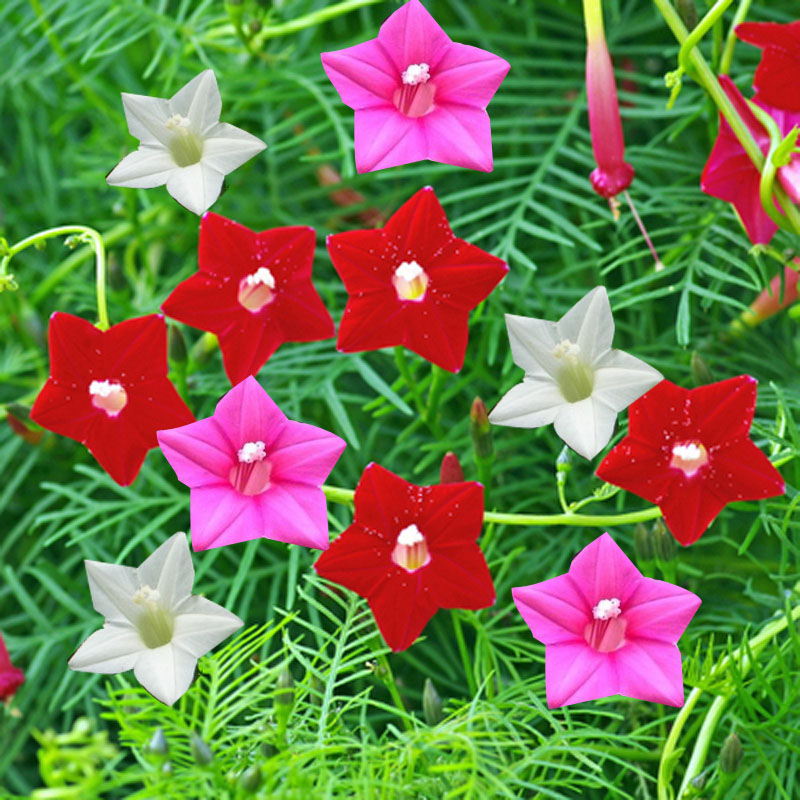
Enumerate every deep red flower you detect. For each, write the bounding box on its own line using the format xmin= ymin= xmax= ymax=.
xmin=700 ymin=75 xmax=800 ymax=245
xmin=736 ymin=21 xmax=800 ymax=112
xmin=314 ymin=463 xmax=495 ymax=651
xmin=326 ymin=187 xmax=508 ymax=373
xmin=595 ymin=377 xmax=785 ymax=546
xmin=30 ymin=313 xmax=194 ymax=486
xmin=161 ymin=212 xmax=335 ymax=385
xmin=1 ymin=632 xmax=25 ymax=700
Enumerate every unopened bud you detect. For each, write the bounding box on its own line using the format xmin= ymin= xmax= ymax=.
xmin=239 ymin=764 xmax=263 ymax=793
xmin=6 ymin=412 xmax=43 ymax=446
xmin=162 ymin=761 xmax=173 ymax=775
xmin=275 ymin=668 xmax=294 ymax=708
xmin=634 ymin=523 xmax=655 ymax=563
xmin=108 ymin=253 xmax=127 ymax=292
xmin=652 ymin=518 xmax=676 ymax=562
xmin=470 ymin=397 xmax=493 ymax=459
xmin=190 ymin=732 xmax=214 ymax=765
xmin=248 ymin=18 xmax=262 ymax=34
xmin=689 ymin=768 xmax=709 ymax=789
xmin=423 ymin=678 xmax=443 ymax=726
xmin=676 ymin=0 xmax=698 ymax=29
xmin=690 ymin=352 xmax=713 ymax=386
xmin=719 ymin=733 xmax=742 ymax=774
xmin=168 ymin=324 xmax=188 ymax=365
xmin=145 ymin=727 xmax=169 ymax=757
xmin=440 ymin=451 xmax=464 ymax=484
xmin=556 ymin=447 xmax=572 ymax=474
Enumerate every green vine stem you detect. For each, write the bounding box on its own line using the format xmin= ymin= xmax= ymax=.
xmin=718 ymin=0 xmax=753 ymax=75
xmin=1 ymin=225 xmax=110 ymax=330
xmin=657 ymin=596 xmax=800 ymax=800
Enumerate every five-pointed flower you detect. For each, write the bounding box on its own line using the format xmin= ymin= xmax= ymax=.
xmin=327 ymin=186 xmax=508 ymax=372
xmin=157 ymin=376 xmax=346 ymax=551
xmin=321 ymin=0 xmax=510 ymax=172
xmin=488 ymin=287 xmax=662 ymax=460
xmin=701 ymin=75 xmax=800 ymax=245
xmin=161 ymin=212 xmax=335 ymax=386
xmin=736 ymin=21 xmax=800 ymax=112
xmin=595 ymin=376 xmax=785 ymax=546
xmin=30 ymin=313 xmax=194 ymax=486
xmin=0 ymin=632 xmax=24 ymax=701
xmin=314 ymin=463 xmax=495 ymax=652
xmin=513 ymin=532 xmax=700 ymax=708
xmin=68 ymin=532 xmax=242 ymax=706
xmin=107 ymin=70 xmax=266 ymax=215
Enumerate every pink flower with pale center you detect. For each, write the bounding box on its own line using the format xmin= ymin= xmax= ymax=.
xmin=513 ymin=532 xmax=700 ymax=708
xmin=321 ymin=0 xmax=510 ymax=173
xmin=157 ymin=377 xmax=346 ymax=551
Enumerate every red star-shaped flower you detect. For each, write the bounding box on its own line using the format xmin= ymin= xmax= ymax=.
xmin=314 ymin=462 xmax=495 ymax=651
xmin=31 ymin=313 xmax=194 ymax=486
xmin=161 ymin=212 xmax=335 ymax=385
xmin=736 ymin=21 xmax=800 ymax=112
xmin=0 ymin=632 xmax=24 ymax=701
xmin=595 ymin=376 xmax=785 ymax=546
xmin=327 ymin=187 xmax=508 ymax=372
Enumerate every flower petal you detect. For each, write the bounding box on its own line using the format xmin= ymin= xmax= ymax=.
xmin=591 ymin=349 xmax=663 ymax=411
xmin=736 ymin=21 xmax=800 ymax=111
xmin=368 ymin=571 xmax=439 ymax=652
xmin=426 ymin=240 xmax=508 ymax=311
xmin=434 ymin=41 xmax=510 ymax=108
xmin=614 ymin=639 xmax=686 ymax=706
xmin=68 ymin=625 xmax=143 ymax=673
xmin=568 ymin=532 xmax=642 ymax=607
xmin=258 ymin=482 xmax=332 ymax=550
xmin=708 ymin=439 xmax=784 ymax=501
xmin=166 ymin=162 xmax=225 ymax=215
xmin=188 ymin=485 xmax=254 ymax=550
xmin=512 ymin=574 xmax=587 ymax=645
xmin=658 ymin=473 xmax=727 ymax=546
xmin=133 ymin=642 xmax=198 ymax=705
xmin=419 ymin=482 xmax=483 ymax=548
xmin=353 ymin=106 xmax=424 ymax=173
xmin=213 ymin=376 xmax=287 ymax=449
xmin=504 ymin=314 xmax=561 ymax=379
xmin=544 ymin=640 xmax=615 ymax=708
xmin=168 ymin=69 xmax=221 ymax=134
xmin=423 ymin=542 xmax=494 ymax=610
xmin=84 ymin=560 xmax=141 ymax=624
xmin=402 ymin=298 xmax=469 ymax=372
xmin=489 ymin=377 xmax=563 ymax=429
xmin=269 ymin=422 xmax=346 ymax=486
xmin=172 ymin=595 xmax=242 ymax=657
xmin=378 ymin=0 xmax=451 ymax=72
xmin=556 ymin=287 xmax=614 ymax=363
xmin=321 ymin=39 xmax=398 ymax=109
xmin=137 ymin=532 xmax=194 ymax=610
xmin=201 ymin=122 xmax=266 ymax=174
xmin=423 ymin=105 xmax=494 ymax=172
xmin=120 ymin=92 xmax=171 ymax=147
xmin=552 ymin=395 xmax=618 ymax=460
xmin=158 ymin=417 xmax=233 ymax=488
xmin=687 ymin=375 xmax=757 ymax=446
xmin=624 ymin=578 xmax=701 ymax=644
xmin=106 ymin=147 xmax=175 ymax=188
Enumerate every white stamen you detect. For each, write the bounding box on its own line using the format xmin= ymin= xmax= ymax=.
xmin=89 ymin=379 xmax=123 ymax=397
xmin=552 ymin=339 xmax=581 ymax=363
xmin=397 ymin=524 xmax=425 ymax=546
xmin=402 ymin=63 xmax=430 ymax=85
xmin=245 ymin=267 xmax=276 ymax=289
xmin=237 ymin=441 xmax=267 ymax=464
xmin=672 ymin=443 xmax=702 ymax=461
xmin=395 ymin=261 xmax=424 ymax=281
xmin=133 ymin=585 xmax=162 ymax=607
xmin=592 ymin=597 xmax=621 ymax=620
xmin=165 ymin=113 xmax=191 ymax=131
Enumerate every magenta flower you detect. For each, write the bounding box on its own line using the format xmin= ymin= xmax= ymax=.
xmin=583 ymin=0 xmax=634 ymax=198
xmin=157 ymin=377 xmax=346 ymax=551
xmin=321 ymin=0 xmax=509 ymax=173
xmin=513 ymin=533 xmax=700 ymax=708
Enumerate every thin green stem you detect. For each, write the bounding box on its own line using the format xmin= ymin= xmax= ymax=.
xmin=394 ymin=348 xmax=425 ymax=417
xmin=377 ymin=652 xmax=412 ymax=732
xmin=425 ymin=365 xmax=447 ymax=435
xmin=676 ymin=0 xmax=734 ymax=79
xmin=251 ymin=0 xmax=382 ymax=43
xmin=3 ymin=226 xmax=109 ymax=330
xmin=451 ymin=611 xmax=477 ymax=697
xmin=719 ymin=0 xmax=753 ymax=75
xmin=678 ymin=695 xmax=728 ymax=798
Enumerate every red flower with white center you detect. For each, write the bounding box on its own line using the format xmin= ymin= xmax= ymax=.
xmin=314 ymin=463 xmax=495 ymax=652
xmin=0 ymin=632 xmax=24 ymax=701
xmin=161 ymin=212 xmax=335 ymax=385
xmin=595 ymin=376 xmax=785 ymax=546
xmin=327 ymin=187 xmax=508 ymax=372
xmin=736 ymin=21 xmax=800 ymax=112
xmin=30 ymin=313 xmax=194 ymax=486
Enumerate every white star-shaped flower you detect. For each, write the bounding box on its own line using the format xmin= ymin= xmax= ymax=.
xmin=106 ymin=70 xmax=266 ymax=215
xmin=68 ymin=532 xmax=242 ymax=705
xmin=489 ymin=287 xmax=663 ymax=459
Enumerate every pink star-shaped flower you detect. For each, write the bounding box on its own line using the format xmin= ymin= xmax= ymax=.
xmin=700 ymin=75 xmax=800 ymax=245
xmin=161 ymin=212 xmax=335 ymax=386
xmin=513 ymin=532 xmax=701 ymax=708
xmin=314 ymin=463 xmax=494 ymax=652
xmin=321 ymin=0 xmax=510 ymax=172
xmin=327 ymin=187 xmax=508 ymax=372
xmin=595 ymin=377 xmax=785 ymax=546
xmin=157 ymin=376 xmax=346 ymax=551
xmin=30 ymin=313 xmax=195 ymax=486
xmin=736 ymin=21 xmax=800 ymax=112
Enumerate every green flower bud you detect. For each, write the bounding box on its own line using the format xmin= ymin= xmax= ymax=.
xmin=690 ymin=351 xmax=713 ymax=386
xmin=190 ymin=732 xmax=214 ymax=765
xmin=720 ymin=733 xmax=743 ymax=774
xmin=239 ymin=764 xmax=263 ymax=793
xmin=422 ymin=678 xmax=443 ymax=726
xmin=634 ymin=523 xmax=655 ymax=562
xmin=275 ymin=668 xmax=294 ymax=708
xmin=470 ymin=397 xmax=493 ymax=459
xmin=145 ymin=727 xmax=169 ymax=757
xmin=652 ymin=519 xmax=676 ymax=563
xmin=168 ymin=324 xmax=188 ymax=365
xmin=676 ymin=0 xmax=698 ymax=29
